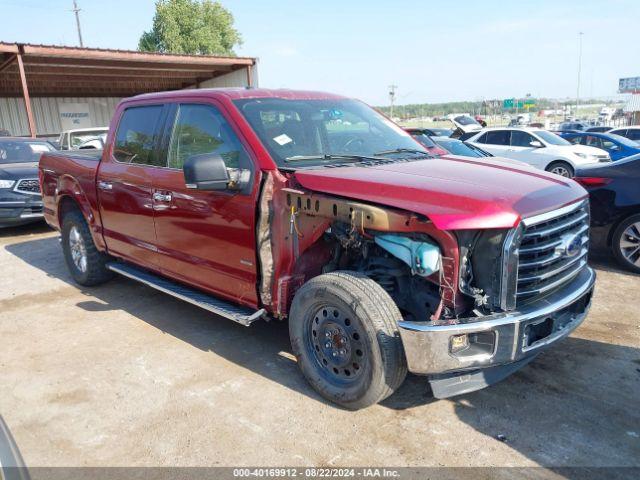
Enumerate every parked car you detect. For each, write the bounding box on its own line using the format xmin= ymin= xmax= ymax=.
xmin=0 ymin=137 xmax=55 ymax=227
xmin=404 ymin=128 xmax=448 ymax=155
xmin=559 ymin=132 xmax=640 ymax=161
xmin=574 ymin=154 xmax=640 ymax=273
xmin=0 ymin=129 xmax=11 ymax=137
xmin=608 ymin=126 xmax=640 ymax=142
xmin=40 ymin=88 xmax=595 ymax=409
xmin=449 ymin=115 xmax=483 ymax=138
xmin=57 ymin=127 xmax=108 ymax=150
xmin=431 ymin=137 xmax=492 ymax=157
xmin=466 ymin=127 xmax=611 ymax=177
xmin=558 ymin=121 xmax=589 ymax=132
xmin=586 ymin=126 xmax=612 ymax=133
xmin=422 ymin=127 xmax=453 ymax=137
xmin=77 ymin=134 xmax=107 ymax=150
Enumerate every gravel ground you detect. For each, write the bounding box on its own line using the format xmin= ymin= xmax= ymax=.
xmin=0 ymin=223 xmax=638 ymax=473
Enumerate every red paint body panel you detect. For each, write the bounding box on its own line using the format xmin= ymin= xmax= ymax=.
xmin=293 ymin=155 xmax=587 ymax=230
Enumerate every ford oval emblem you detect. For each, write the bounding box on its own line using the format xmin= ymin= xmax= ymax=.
xmin=559 ymin=233 xmax=582 ymax=258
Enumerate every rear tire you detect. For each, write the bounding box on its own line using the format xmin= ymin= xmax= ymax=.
xmin=61 ymin=209 xmax=114 ymax=286
xmin=611 ymin=214 xmax=640 ymax=274
xmin=289 ymin=271 xmax=407 ymax=409
xmin=546 ymin=161 xmax=574 ymax=178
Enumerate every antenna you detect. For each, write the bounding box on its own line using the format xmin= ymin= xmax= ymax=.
xmin=72 ymin=0 xmax=84 ymax=47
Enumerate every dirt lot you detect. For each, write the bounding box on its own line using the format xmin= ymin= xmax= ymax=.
xmin=0 ymin=223 xmax=639 ymax=471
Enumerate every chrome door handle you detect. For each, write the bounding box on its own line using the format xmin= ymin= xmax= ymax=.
xmin=153 ymin=192 xmax=172 ymax=202
xmin=97 ymin=181 xmax=113 ymax=191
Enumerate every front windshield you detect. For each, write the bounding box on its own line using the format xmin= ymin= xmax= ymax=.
xmin=0 ymin=140 xmax=53 ymax=164
xmin=435 ymin=139 xmax=482 ymax=157
xmin=533 ymin=130 xmax=570 ymax=146
xmin=233 ymin=98 xmax=427 ymax=167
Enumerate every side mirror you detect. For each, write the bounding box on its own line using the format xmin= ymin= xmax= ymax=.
xmin=183 ymin=153 xmax=230 ymax=191
xmin=529 ymin=140 xmax=543 ymax=148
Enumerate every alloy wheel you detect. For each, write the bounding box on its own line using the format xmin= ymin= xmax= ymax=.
xmin=619 ymin=222 xmax=640 ymax=267
xmin=68 ymin=225 xmax=88 ymax=273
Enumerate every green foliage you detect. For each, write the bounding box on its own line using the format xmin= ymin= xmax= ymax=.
xmin=139 ymin=0 xmax=242 ymax=56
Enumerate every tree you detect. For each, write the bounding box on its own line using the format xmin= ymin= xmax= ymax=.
xmin=139 ymin=0 xmax=242 ymax=56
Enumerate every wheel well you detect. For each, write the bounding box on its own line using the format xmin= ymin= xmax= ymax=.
xmin=606 ymin=211 xmax=640 ymax=247
xmin=58 ymin=196 xmax=82 ymax=226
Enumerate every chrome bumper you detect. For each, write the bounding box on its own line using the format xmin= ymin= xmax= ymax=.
xmin=398 ymin=267 xmax=596 ymax=375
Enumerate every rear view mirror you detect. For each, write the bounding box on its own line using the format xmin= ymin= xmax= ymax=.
xmin=183 ymin=153 xmax=229 ymax=190
xmin=529 ymin=140 xmax=543 ymax=148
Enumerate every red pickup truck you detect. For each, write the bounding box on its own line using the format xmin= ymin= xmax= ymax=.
xmin=39 ymin=88 xmax=595 ymax=409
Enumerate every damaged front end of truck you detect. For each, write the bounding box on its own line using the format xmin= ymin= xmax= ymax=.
xmin=256 ymin=169 xmax=596 ymax=398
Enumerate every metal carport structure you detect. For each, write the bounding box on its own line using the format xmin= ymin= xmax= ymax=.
xmin=0 ymin=42 xmax=257 ymax=137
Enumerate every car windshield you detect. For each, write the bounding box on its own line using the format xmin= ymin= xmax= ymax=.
xmin=434 ymin=139 xmax=483 ymax=157
xmin=410 ymin=133 xmax=437 ymax=148
xmin=532 ymin=130 xmax=570 ymax=146
xmin=0 ymin=140 xmax=53 ymax=164
xmin=233 ymin=98 xmax=427 ymax=167
xmin=70 ymin=130 xmax=107 ymax=148
xmin=430 ymin=128 xmax=453 ymax=137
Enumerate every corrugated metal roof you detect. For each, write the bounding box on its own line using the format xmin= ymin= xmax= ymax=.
xmin=623 ymin=94 xmax=640 ymax=112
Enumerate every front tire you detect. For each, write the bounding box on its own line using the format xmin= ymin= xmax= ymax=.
xmin=289 ymin=271 xmax=407 ymax=409
xmin=611 ymin=214 xmax=640 ymax=274
xmin=61 ymin=209 xmax=114 ymax=286
xmin=546 ymin=161 xmax=574 ymax=178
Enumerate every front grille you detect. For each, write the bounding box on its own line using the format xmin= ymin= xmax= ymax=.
xmin=516 ymin=201 xmax=590 ymax=303
xmin=14 ymin=178 xmax=41 ymax=195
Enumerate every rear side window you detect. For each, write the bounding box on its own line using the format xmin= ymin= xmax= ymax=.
xmin=167 ymin=104 xmax=250 ymax=170
xmin=483 ymin=130 xmax=510 ymax=145
xmin=113 ymin=105 xmax=164 ymax=166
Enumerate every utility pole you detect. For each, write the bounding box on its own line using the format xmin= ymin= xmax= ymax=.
xmin=576 ymin=31 xmax=583 ymax=119
xmin=388 ymin=84 xmax=397 ymax=119
xmin=72 ymin=0 xmax=84 ymax=47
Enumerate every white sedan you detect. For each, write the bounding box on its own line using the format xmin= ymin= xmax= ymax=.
xmin=466 ymin=127 xmax=611 ymax=177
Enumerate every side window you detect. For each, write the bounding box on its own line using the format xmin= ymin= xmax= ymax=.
xmin=113 ymin=105 xmax=164 ymax=166
xmin=484 ymin=130 xmax=510 ymax=145
xmin=628 ymin=130 xmax=640 ymax=141
xmin=475 ymin=133 xmax=488 ymax=144
xmin=167 ymin=104 xmax=250 ymax=170
xmin=584 ymin=136 xmax=602 ymax=148
xmin=612 ymin=129 xmax=626 ymax=138
xmin=510 ymin=131 xmax=535 ymax=147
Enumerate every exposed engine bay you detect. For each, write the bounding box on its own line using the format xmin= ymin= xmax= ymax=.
xmin=258 ymin=172 xmax=512 ymax=324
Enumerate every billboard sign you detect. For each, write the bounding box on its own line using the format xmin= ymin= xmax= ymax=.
xmin=619 ymin=77 xmax=640 ymax=93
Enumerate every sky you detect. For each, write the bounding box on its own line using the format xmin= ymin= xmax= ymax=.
xmin=1 ymin=0 xmax=638 ymax=106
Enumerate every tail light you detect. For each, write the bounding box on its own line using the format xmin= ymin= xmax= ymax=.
xmin=574 ymin=177 xmax=612 ymax=187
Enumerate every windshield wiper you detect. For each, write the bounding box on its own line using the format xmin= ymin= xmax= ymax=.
xmin=284 ymin=154 xmax=383 ymax=163
xmin=375 ymin=148 xmax=433 ymax=157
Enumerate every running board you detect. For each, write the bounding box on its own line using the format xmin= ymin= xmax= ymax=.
xmin=106 ymin=262 xmax=265 ymax=327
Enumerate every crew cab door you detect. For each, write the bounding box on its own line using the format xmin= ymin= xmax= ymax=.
xmin=96 ymin=104 xmax=168 ymax=267
xmin=151 ymin=101 xmax=260 ymax=307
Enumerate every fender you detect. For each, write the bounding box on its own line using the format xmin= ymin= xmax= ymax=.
xmin=56 ymin=174 xmax=107 ymax=251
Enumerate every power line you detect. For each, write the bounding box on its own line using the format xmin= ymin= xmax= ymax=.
xmin=72 ymin=0 xmax=84 ymax=47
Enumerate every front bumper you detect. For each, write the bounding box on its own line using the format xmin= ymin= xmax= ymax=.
xmin=398 ymin=266 xmax=595 ymax=377
xmin=0 ymin=196 xmax=44 ymax=227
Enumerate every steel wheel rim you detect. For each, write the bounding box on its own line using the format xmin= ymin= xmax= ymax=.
xmin=309 ymin=305 xmax=366 ymax=382
xmin=620 ymin=222 xmax=640 ymax=267
xmin=69 ymin=226 xmax=88 ymax=273
xmin=550 ymin=165 xmax=571 ymax=177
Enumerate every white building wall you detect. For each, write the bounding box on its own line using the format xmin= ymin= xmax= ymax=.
xmin=0 ymin=97 xmax=121 ymax=137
